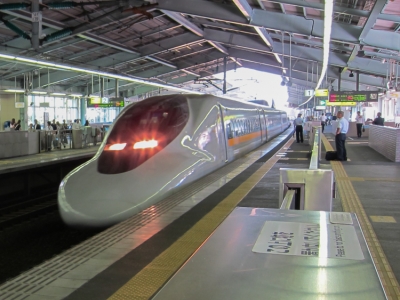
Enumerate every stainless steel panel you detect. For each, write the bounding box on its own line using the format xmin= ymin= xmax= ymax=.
xmin=153 ymin=208 xmax=386 ymax=300
xmin=279 ymin=168 xmax=334 ymax=211
xmin=72 ymin=130 xmax=83 ymax=149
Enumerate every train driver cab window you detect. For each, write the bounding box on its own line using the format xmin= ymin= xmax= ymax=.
xmin=98 ymin=95 xmax=189 ymax=174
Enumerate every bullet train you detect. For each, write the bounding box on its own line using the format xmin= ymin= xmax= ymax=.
xmin=58 ymin=94 xmax=290 ymax=228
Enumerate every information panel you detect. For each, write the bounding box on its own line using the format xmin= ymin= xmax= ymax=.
xmin=87 ymin=97 xmax=124 ymax=108
xmin=329 ymin=91 xmax=378 ymax=102
xmin=253 ymin=221 xmax=364 ymax=260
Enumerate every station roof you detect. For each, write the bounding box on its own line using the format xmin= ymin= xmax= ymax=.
xmin=0 ymin=0 xmax=398 ymax=103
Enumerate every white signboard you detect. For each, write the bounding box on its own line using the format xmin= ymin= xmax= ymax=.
xmin=305 ymin=89 xmax=314 ymax=97
xmin=15 ymin=102 xmax=25 ymax=108
xmin=253 ymin=221 xmax=364 ymax=260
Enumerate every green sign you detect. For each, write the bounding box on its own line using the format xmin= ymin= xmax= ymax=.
xmin=320 ymin=100 xmax=326 ymax=105
xmin=87 ymin=97 xmax=125 ymax=108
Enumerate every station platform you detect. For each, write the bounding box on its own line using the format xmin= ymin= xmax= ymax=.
xmin=0 ymin=146 xmax=99 ymax=175
xmin=0 ymin=128 xmax=399 ymax=300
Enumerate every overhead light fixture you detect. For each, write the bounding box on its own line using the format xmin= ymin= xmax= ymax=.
xmin=0 ymin=52 xmax=203 ymax=95
xmin=31 ymin=91 xmax=48 ymax=94
xmin=349 ymin=71 xmax=354 ymax=78
xmin=69 ymin=93 xmax=82 ymax=97
xmin=51 ymin=92 xmax=66 ymax=96
xmin=4 ymin=89 xmax=25 ymax=93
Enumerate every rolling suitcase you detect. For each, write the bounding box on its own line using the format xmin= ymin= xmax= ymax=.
xmin=325 ymin=151 xmax=337 ymax=161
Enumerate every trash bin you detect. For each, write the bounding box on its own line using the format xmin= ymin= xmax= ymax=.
xmin=72 ymin=129 xmax=83 ymax=149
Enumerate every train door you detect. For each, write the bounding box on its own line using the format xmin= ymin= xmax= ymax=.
xmin=262 ymin=109 xmax=268 ymax=141
xmin=258 ymin=109 xmax=265 ymax=143
xmin=218 ymin=104 xmax=228 ymax=162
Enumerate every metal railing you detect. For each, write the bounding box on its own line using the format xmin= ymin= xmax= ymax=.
xmin=279 ymin=125 xmax=334 ymax=211
xmin=279 ymin=190 xmax=296 ymax=210
xmin=309 ymin=126 xmax=321 ymax=170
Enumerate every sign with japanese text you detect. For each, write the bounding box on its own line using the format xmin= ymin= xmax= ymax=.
xmin=329 ymin=91 xmax=378 ymax=102
xmin=252 ymin=221 xmax=364 ymax=260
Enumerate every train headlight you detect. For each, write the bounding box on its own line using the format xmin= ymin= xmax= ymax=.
xmin=133 ymin=140 xmax=158 ymax=149
xmin=105 ymin=143 xmax=127 ymax=150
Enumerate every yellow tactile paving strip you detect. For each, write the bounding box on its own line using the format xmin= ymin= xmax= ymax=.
xmin=108 ymin=139 xmax=295 ymax=300
xmin=322 ymin=134 xmax=400 ymax=300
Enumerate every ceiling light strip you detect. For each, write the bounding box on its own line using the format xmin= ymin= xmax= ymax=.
xmin=0 ymin=53 xmax=203 ymax=95
xmin=298 ymin=0 xmax=333 ymax=107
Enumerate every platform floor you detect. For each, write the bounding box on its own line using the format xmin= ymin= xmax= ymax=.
xmin=0 ymin=145 xmax=99 ymax=174
xmin=0 ymin=128 xmax=399 ymax=300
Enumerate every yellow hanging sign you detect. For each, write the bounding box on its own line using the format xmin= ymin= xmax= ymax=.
xmin=326 ymin=101 xmax=356 ymax=106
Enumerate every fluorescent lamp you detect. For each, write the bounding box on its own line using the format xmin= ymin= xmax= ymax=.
xmin=4 ymin=89 xmax=25 ymax=93
xmin=32 ymin=91 xmax=48 ymax=94
xmin=298 ymin=0 xmax=333 ymax=107
xmin=0 ymin=52 xmax=204 ymax=95
xmin=51 ymin=92 xmax=66 ymax=96
xmin=69 ymin=93 xmax=82 ymax=97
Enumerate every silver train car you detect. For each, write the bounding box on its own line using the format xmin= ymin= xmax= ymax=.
xmin=58 ymin=94 xmax=290 ymax=228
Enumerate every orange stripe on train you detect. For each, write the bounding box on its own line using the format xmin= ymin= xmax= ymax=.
xmin=228 ymin=131 xmax=261 ymax=147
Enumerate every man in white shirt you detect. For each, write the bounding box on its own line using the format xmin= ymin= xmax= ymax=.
xmin=335 ymin=111 xmax=349 ymax=161
xmin=293 ymin=113 xmax=304 ymax=143
xmin=320 ymin=113 xmax=327 ymax=133
xmin=355 ymin=111 xmax=364 ymax=138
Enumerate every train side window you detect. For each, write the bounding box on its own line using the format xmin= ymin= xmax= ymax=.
xmin=226 ymin=123 xmax=233 ymax=139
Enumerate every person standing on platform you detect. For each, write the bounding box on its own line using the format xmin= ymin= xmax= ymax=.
xmin=355 ymin=111 xmax=364 ymax=138
xmin=335 ymin=111 xmax=349 ymax=161
xmin=320 ymin=113 xmax=327 ymax=133
xmin=294 ymin=113 xmax=304 ymax=143
xmin=34 ymin=119 xmax=41 ymax=130
xmin=372 ymin=112 xmax=384 ymax=126
xmin=10 ymin=118 xmax=16 ymax=129
xmin=14 ymin=120 xmax=21 ymax=130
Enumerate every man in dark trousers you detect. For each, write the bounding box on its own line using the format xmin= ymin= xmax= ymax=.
xmin=293 ymin=113 xmax=304 ymax=143
xmin=372 ymin=112 xmax=384 ymax=126
xmin=335 ymin=111 xmax=349 ymax=161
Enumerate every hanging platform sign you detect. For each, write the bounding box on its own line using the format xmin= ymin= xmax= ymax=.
xmin=329 ymin=91 xmax=378 ymax=102
xmin=305 ymin=90 xmax=314 ymax=97
xmin=315 ymin=89 xmax=329 ymax=97
xmin=315 ymin=106 xmax=326 ymax=110
xmin=15 ymin=102 xmax=25 ymax=108
xmin=87 ymin=97 xmax=124 ymax=108
xmin=326 ymin=101 xmax=356 ymax=106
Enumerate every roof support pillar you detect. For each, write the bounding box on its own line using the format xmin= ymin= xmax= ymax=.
xmin=31 ymin=0 xmax=42 ymax=50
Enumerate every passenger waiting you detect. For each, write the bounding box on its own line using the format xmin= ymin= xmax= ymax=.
xmin=372 ymin=112 xmax=384 ymax=126
xmin=28 ymin=123 xmax=34 ymax=132
xmin=10 ymin=118 xmax=16 ymax=129
xmin=14 ymin=120 xmax=21 ymax=131
xmin=34 ymin=119 xmax=41 ymax=130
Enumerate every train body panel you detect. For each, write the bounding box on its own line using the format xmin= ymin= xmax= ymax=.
xmin=58 ymin=94 xmax=289 ymax=228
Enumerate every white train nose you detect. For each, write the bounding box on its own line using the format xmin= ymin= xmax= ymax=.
xmin=58 ymin=160 xmax=155 ymax=228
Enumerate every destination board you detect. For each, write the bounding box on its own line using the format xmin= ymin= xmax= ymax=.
xmin=329 ymin=91 xmax=378 ymax=102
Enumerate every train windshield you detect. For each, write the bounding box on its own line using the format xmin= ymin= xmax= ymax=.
xmin=98 ymin=95 xmax=189 ymax=174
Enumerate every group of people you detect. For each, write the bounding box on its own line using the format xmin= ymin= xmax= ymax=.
xmin=293 ymin=111 xmax=385 ymax=162
xmin=8 ymin=118 xmax=22 ymax=130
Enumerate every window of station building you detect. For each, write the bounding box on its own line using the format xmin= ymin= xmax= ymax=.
xmin=27 ymin=95 xmax=79 ymax=129
xmin=86 ymin=107 xmax=119 ymax=123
